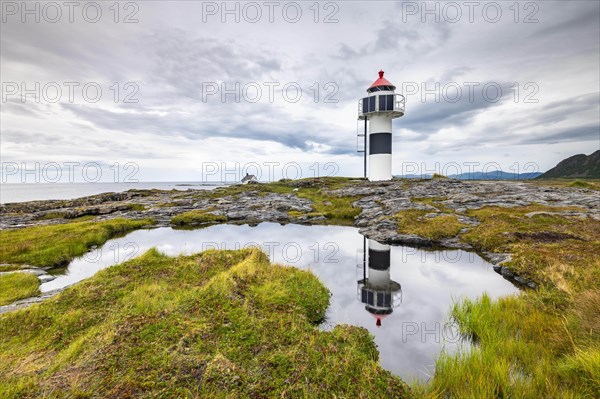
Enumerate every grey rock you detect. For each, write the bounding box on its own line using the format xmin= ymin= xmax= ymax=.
xmin=495 ymin=266 xmax=538 ymax=289
xmin=38 ymin=274 xmax=57 ymax=283
xmin=500 ymin=266 xmax=515 ymax=279
xmin=486 ymin=253 xmax=513 ymax=266
xmin=0 ymin=289 xmax=63 ymax=315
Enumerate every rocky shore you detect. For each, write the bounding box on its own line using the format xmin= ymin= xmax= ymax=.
xmin=2 ymin=178 xmax=598 ymax=290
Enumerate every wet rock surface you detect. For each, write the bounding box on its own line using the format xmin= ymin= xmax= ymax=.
xmin=216 ymin=191 xmax=314 ymax=223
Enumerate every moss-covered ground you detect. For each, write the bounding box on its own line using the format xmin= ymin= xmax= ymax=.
xmin=0 ymin=218 xmax=154 ymax=309
xmin=394 ymin=209 xmax=466 ymax=240
xmin=0 ymin=249 xmax=409 ymax=398
xmin=0 ymin=272 xmax=41 ymax=306
xmin=0 ymin=218 xmax=153 ymax=268
xmin=171 ymin=210 xmax=227 ymax=225
xmin=529 ymin=178 xmax=600 ymax=190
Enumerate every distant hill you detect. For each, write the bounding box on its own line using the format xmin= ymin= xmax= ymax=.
xmin=396 ymin=171 xmax=542 ymax=180
xmin=538 ymin=150 xmax=600 ymax=179
xmin=450 ymin=171 xmax=543 ymax=180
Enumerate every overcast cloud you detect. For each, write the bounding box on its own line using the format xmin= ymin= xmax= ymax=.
xmin=1 ymin=0 xmax=599 ymax=181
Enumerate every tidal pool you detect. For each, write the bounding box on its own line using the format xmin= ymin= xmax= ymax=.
xmin=42 ymin=223 xmax=518 ymax=382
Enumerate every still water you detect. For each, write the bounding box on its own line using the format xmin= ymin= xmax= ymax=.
xmin=42 ymin=223 xmax=518 ymax=382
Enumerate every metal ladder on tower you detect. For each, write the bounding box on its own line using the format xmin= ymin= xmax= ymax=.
xmin=356 ymin=119 xmax=367 ymax=178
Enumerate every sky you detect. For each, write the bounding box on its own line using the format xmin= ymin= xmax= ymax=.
xmin=1 ymin=0 xmax=599 ymax=182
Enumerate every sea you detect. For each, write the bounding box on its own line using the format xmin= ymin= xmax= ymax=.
xmin=0 ymin=182 xmax=225 ymax=204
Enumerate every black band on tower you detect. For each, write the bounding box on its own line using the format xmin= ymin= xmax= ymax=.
xmin=368 ymin=248 xmax=391 ymax=270
xmin=369 ymin=132 xmax=392 ymax=155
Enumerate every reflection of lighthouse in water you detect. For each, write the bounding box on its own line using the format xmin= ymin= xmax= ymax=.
xmin=357 ymin=237 xmax=402 ymax=327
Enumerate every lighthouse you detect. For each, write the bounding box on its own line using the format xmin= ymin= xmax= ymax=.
xmin=358 ymin=70 xmax=405 ymax=181
xmin=357 ymin=238 xmax=402 ymax=327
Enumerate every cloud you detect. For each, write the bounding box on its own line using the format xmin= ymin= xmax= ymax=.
xmin=1 ymin=1 xmax=598 ymax=176
xmin=520 ymin=125 xmax=600 ymax=145
xmin=59 ymin=101 xmax=349 ymax=155
xmin=333 ymin=17 xmax=451 ymax=62
xmin=399 ymin=81 xmax=517 ymax=133
xmin=531 ymin=2 xmax=600 ymax=38
xmin=141 ymin=28 xmax=283 ymax=101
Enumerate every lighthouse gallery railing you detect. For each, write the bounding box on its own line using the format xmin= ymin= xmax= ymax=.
xmin=358 ymin=94 xmax=405 ymax=118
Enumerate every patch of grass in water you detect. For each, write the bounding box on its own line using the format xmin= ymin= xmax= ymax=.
xmin=0 ymin=249 xmax=410 ymax=398
xmin=0 ymin=218 xmax=153 ymax=268
xmin=0 ymin=272 xmax=41 ymax=306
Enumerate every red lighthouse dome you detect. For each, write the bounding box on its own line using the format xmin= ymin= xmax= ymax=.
xmin=368 ymin=70 xmax=396 ymax=92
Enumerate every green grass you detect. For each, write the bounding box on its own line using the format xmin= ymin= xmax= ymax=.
xmin=415 ymin=293 xmax=600 ymax=398
xmin=411 ymin=203 xmax=600 ymax=398
xmin=527 ymin=178 xmax=600 ymax=191
xmin=157 ymin=202 xmax=180 ymax=208
xmin=126 ymin=203 xmax=147 ymax=211
xmin=301 ymin=190 xmax=361 ymax=225
xmin=569 ymin=180 xmax=599 ymax=190
xmin=37 ymin=211 xmax=66 ymax=220
xmin=461 ymin=204 xmax=599 ymax=294
xmin=38 ymin=212 xmax=98 ymax=220
xmin=171 ymin=210 xmax=227 ymax=225
xmin=0 ymin=248 xmax=409 ymax=398
xmin=0 ymin=273 xmax=41 ymax=306
xmin=394 ymin=209 xmax=466 ymax=240
xmin=0 ymin=218 xmax=153 ymax=268
xmin=410 ymin=196 xmax=453 ymax=213
xmin=0 ymin=265 xmax=29 ymax=272
xmin=287 ymin=210 xmax=304 ymax=219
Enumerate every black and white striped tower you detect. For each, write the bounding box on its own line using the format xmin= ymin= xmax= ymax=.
xmin=357 ymin=238 xmax=402 ymax=327
xmin=358 ymin=70 xmax=405 ymax=181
